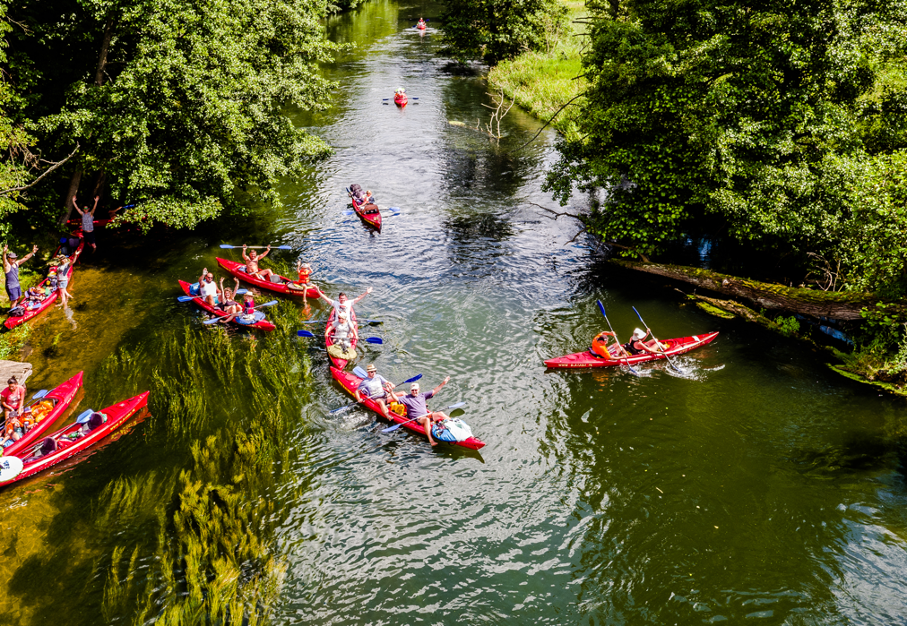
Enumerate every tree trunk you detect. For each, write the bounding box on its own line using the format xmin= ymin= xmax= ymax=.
xmin=94 ymin=19 xmax=114 ymax=86
xmin=611 ymin=259 xmax=906 ymax=321
xmin=58 ymin=167 xmax=82 ymax=225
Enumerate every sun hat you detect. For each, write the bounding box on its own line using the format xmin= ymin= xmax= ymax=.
xmin=366 ymin=364 xmax=377 ymax=372
xmin=632 ymin=328 xmax=646 ymax=340
xmin=7 ymin=251 xmax=16 ymax=258
xmin=410 ymin=383 xmax=420 ymax=390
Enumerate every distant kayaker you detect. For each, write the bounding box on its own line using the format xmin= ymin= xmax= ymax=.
xmin=327 ymin=311 xmax=358 ymax=360
xmin=318 ymin=287 xmax=373 ymax=319
xmin=3 ymin=244 xmax=38 ymax=309
xmin=1 ymin=377 xmax=26 ymax=422
xmin=242 ymin=244 xmax=275 ymax=282
xmin=394 ymin=377 xmax=450 ymax=447
xmin=624 ymin=328 xmax=665 ymax=356
xmin=417 ymin=18 xmax=426 ymax=28
xmin=355 ymin=363 xmax=397 ymax=418
xmin=72 ymin=195 xmax=99 ymax=251
xmin=591 ymin=331 xmax=627 ymax=360
xmin=198 ymin=268 xmax=219 ymax=307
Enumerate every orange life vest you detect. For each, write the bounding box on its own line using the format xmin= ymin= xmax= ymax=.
xmin=590 ymin=331 xmax=616 ymax=359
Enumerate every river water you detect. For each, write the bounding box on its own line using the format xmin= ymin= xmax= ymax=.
xmin=0 ymin=2 xmax=904 ymax=624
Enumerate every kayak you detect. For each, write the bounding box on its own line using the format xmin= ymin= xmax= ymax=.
xmin=66 ymin=218 xmax=112 ymax=229
xmin=178 ymin=280 xmax=277 ymax=331
xmin=544 ymin=331 xmax=720 ymax=369
xmin=3 ymin=371 xmax=84 ymax=458
xmin=394 ymin=93 xmax=408 ymax=107
xmin=330 ymin=366 xmax=486 ymax=450
xmin=0 ymin=391 xmax=149 ymax=488
xmin=417 ymin=24 xmax=426 ymax=30
xmin=216 ymin=257 xmax=320 ymax=299
xmin=350 ymin=195 xmax=382 ymax=231
xmin=4 ymin=233 xmax=84 ymax=330
xmin=325 ymin=308 xmax=358 ymax=369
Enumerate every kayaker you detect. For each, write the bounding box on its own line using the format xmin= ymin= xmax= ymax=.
xmin=349 ymin=184 xmax=366 ymax=203
xmin=361 ymin=191 xmax=380 ymax=215
xmin=1 ymin=377 xmax=26 ymax=422
xmin=417 ymin=18 xmax=426 ymax=28
xmin=355 ymin=364 xmax=397 ymax=419
xmin=72 ymin=195 xmax=99 ymax=251
xmin=0 ymin=419 xmax=20 ymax=447
xmin=623 ymin=328 xmax=665 ymax=356
xmin=242 ymin=244 xmax=275 ymax=282
xmin=52 ymin=255 xmax=75 ymax=308
xmin=4 ymin=244 xmax=39 ymax=309
xmin=591 ymin=331 xmax=627 ymax=360
xmin=318 ymin=287 xmax=373 ymax=320
xmin=327 ymin=311 xmax=358 ymax=360
xmin=198 ymin=267 xmax=219 ymax=307
xmin=221 ymin=292 xmax=256 ymax=324
xmin=291 ymin=261 xmax=317 ymax=304
xmin=394 ymin=377 xmax=451 ymax=447
xmin=218 ymin=277 xmax=242 ymax=317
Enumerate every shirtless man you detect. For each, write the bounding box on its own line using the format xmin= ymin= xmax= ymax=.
xmin=242 ymin=244 xmax=274 ymax=281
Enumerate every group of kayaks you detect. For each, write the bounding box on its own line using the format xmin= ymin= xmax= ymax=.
xmin=0 ymin=372 xmax=149 ymax=488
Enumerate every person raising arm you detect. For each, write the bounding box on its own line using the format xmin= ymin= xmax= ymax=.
xmin=4 ymin=244 xmax=38 ymax=309
xmin=242 ymin=244 xmax=275 ymax=281
xmin=72 ymin=195 xmax=99 ymax=251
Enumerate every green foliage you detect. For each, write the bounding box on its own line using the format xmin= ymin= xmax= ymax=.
xmin=0 ymin=323 xmax=29 ymax=360
xmin=775 ymin=315 xmax=800 ymax=337
xmin=441 ymin=0 xmax=570 ymax=65
xmin=545 ymin=0 xmax=907 ymax=297
xmin=6 ymin=0 xmax=342 ymax=230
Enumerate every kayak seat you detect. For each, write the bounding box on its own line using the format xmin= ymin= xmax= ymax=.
xmin=270 ymin=274 xmax=282 ymax=284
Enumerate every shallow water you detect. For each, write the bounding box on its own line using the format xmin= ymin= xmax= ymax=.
xmin=0 ymin=1 xmax=904 ymax=624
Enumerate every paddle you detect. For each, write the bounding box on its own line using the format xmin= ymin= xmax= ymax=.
xmin=631 ymin=306 xmax=683 ymax=374
xmin=178 ymin=288 xmax=247 ymax=303
xmin=219 ymin=244 xmax=292 ymax=250
xmin=202 ymin=300 xmax=278 ymax=324
xmin=329 ymin=373 xmax=424 ymax=415
xmin=381 ymin=402 xmax=467 ymax=433
xmin=31 ymin=390 xmax=48 ymax=400
xmin=75 ymin=409 xmax=94 ymax=424
xmin=382 ymin=97 xmax=419 ymax=101
xmin=596 ymin=300 xmax=640 ymax=377
xmin=301 ymin=318 xmax=383 ymax=325
xmin=296 ymin=330 xmax=383 ymax=344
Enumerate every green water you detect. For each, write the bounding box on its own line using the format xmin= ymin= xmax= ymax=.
xmin=0 ymin=2 xmax=904 ymax=624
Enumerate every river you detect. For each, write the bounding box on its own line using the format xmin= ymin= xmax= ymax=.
xmin=0 ymin=1 xmax=904 ymax=624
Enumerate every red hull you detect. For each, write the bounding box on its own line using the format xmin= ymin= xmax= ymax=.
xmin=325 ymin=308 xmax=358 ymax=369
xmin=4 ymin=233 xmax=84 ymax=330
xmin=394 ymin=94 xmax=408 ymax=107
xmin=350 ymin=196 xmax=382 ymax=230
xmin=544 ymin=331 xmax=719 ymax=369
xmin=178 ymin=280 xmax=277 ymax=331
xmin=4 ymin=371 xmax=84 ymax=457
xmin=330 ymin=366 xmax=486 ymax=450
xmin=1 ymin=392 xmax=149 ymax=487
xmin=216 ymin=257 xmax=319 ymax=299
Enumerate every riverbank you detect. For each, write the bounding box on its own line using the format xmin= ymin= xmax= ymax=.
xmin=487 ymin=0 xmax=586 ymax=141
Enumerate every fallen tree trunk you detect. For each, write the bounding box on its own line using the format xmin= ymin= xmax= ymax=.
xmin=611 ymin=260 xmax=905 ymax=321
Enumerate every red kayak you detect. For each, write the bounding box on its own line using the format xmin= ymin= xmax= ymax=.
xmin=216 ymin=257 xmax=320 ymax=299
xmin=350 ymin=195 xmax=382 ymax=231
xmin=0 ymin=391 xmax=149 ymax=487
xmin=325 ymin=308 xmax=358 ymax=369
xmin=3 ymin=371 xmax=84 ymax=458
xmin=544 ymin=331 xmax=719 ymax=369
xmin=4 ymin=233 xmax=84 ymax=330
xmin=178 ymin=280 xmax=277 ymax=331
xmin=67 ymin=218 xmax=113 ymax=229
xmin=394 ymin=93 xmax=408 ymax=107
xmin=330 ymin=366 xmax=486 ymax=450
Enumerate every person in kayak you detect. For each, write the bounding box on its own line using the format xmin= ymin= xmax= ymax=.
xmin=349 ymin=184 xmax=366 ymax=203
xmin=327 ymin=311 xmax=358 ymax=360
xmin=318 ymin=287 xmax=373 ymax=319
xmin=197 ymin=268 xmax=219 ymax=307
xmin=1 ymin=377 xmax=26 ymax=422
xmin=417 ymin=17 xmax=426 ymax=28
xmin=623 ymin=328 xmax=666 ymax=356
xmin=360 ymin=190 xmax=380 ymax=214
xmin=241 ymin=244 xmax=275 ymax=282
xmin=394 ymin=377 xmax=451 ymax=446
xmin=4 ymin=244 xmax=39 ymax=310
xmin=217 ymin=277 xmax=242 ymax=317
xmin=290 ymin=261 xmax=317 ymax=304
xmin=591 ymin=331 xmax=628 ymax=360
xmin=355 ymin=363 xmax=397 ymax=419
xmin=220 ymin=292 xmax=257 ymax=324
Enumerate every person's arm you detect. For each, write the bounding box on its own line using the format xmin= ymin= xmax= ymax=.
xmin=241 ymin=245 xmax=250 ymax=263
xmin=352 ymin=286 xmax=373 ymax=304
xmin=317 ymin=291 xmax=333 ymax=306
xmin=2 ymin=246 xmax=8 ymax=272
xmin=431 ymin=376 xmax=450 ymax=396
xmin=199 ymin=268 xmax=208 ymax=284
xmin=72 ymin=196 xmax=85 ymax=216
xmin=19 ymin=245 xmax=38 ymax=265
xmin=233 ymin=277 xmax=239 ymax=294
xmin=259 ymin=245 xmax=271 ymax=260
xmin=89 ymin=195 xmax=99 ymax=216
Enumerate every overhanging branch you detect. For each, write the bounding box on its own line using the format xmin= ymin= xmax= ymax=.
xmin=0 ymin=143 xmax=80 ymax=197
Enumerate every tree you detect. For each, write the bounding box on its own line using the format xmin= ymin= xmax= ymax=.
xmin=545 ymin=0 xmax=906 ymax=295
xmin=6 ymin=0 xmax=340 ymax=231
xmin=441 ymin=0 xmax=568 ymax=65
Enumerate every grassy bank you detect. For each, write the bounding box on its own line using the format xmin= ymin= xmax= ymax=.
xmin=487 ymin=0 xmax=587 ymax=141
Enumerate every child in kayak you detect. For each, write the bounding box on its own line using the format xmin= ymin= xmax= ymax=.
xmin=327 ymin=311 xmax=357 ymax=360
xmin=220 ymin=292 xmax=256 ymax=324
xmin=289 ymin=261 xmax=318 ymax=304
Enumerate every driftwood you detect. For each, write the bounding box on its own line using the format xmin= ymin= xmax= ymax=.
xmin=612 ymin=260 xmax=905 ymax=321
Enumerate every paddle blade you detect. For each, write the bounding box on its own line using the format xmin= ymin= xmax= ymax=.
xmin=402 ymin=374 xmax=423 ymax=384
xmin=343 ymin=210 xmax=355 ymax=215
xmin=31 ymin=390 xmax=48 ymax=400
xmin=446 ymin=402 xmax=466 ymax=410
xmin=177 ymin=295 xmax=197 ymax=302
xmin=202 ymin=317 xmax=222 ymax=325
xmin=76 ymin=409 xmax=94 ymax=424
xmin=301 ymin=319 xmax=326 ymax=324
xmin=219 ymin=244 xmax=236 ymax=248
xmin=329 ymin=403 xmax=357 ymax=415
xmin=597 ymin=299 xmax=607 ymax=318
xmin=364 ymin=337 xmax=383 ymax=344
xmin=275 ymin=245 xmax=293 ymax=250
xmin=632 ymin=306 xmax=644 ymax=323
xmin=235 ymin=289 xmax=248 ymax=295
xmin=381 ymin=422 xmax=404 ymax=433
xmin=297 ymin=330 xmax=316 ymax=337
xmin=353 ymin=366 xmax=368 ymax=379
xmin=258 ymin=300 xmax=279 ymax=307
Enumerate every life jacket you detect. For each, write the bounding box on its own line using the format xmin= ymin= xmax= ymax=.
xmin=624 ymin=340 xmax=644 ymax=356
xmin=590 ymin=332 xmax=616 ymax=359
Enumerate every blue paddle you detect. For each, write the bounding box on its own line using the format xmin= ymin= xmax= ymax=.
xmin=31 ymin=390 xmax=48 ymax=400
xmin=596 ymin=300 xmax=640 ymax=376
xmin=178 ymin=288 xmax=247 ymax=303
xmin=381 ymin=402 xmax=467 ymax=433
xmin=301 ymin=318 xmax=383 ymax=325
xmin=296 ymin=330 xmax=383 ymax=344
xmin=75 ymin=409 xmax=94 ymax=424
xmin=330 ymin=373 xmax=423 ymax=415
xmin=631 ymin=306 xmax=683 ymax=373
xmin=219 ymin=244 xmax=292 ymax=250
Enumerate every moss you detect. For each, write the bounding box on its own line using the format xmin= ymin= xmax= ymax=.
xmin=828 ymin=364 xmax=906 ymax=397
xmin=695 ymin=301 xmax=735 ymax=319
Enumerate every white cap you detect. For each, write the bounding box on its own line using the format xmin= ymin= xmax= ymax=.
xmin=633 ymin=328 xmax=646 ymax=340
xmin=410 ymin=383 xmax=420 ymax=390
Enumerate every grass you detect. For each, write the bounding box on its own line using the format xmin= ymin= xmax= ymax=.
xmin=487 ymin=0 xmax=588 ymax=141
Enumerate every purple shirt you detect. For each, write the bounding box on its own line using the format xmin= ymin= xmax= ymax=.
xmin=397 ymin=390 xmax=435 ymax=420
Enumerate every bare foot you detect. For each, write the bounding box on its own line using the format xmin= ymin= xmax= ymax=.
xmin=430 ymin=441 xmax=438 ymax=447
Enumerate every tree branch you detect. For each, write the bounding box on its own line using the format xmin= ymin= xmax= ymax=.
xmin=518 ymin=92 xmax=585 ymax=148
xmin=528 ymin=201 xmax=584 ymax=221
xmin=0 ymin=143 xmax=79 ymax=196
